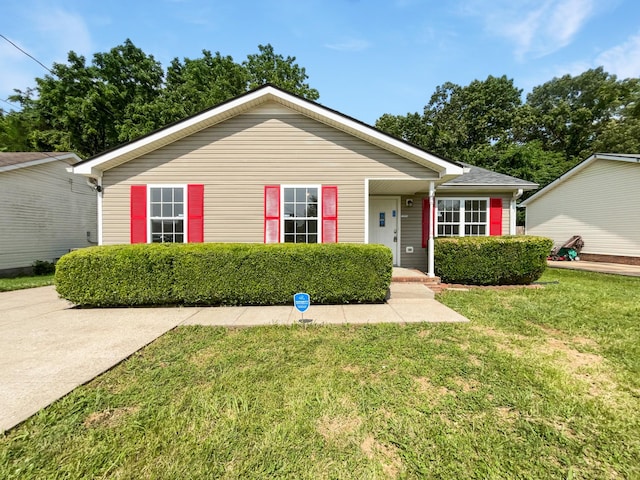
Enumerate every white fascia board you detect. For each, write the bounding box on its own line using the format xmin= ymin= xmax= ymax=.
xmin=592 ymin=153 xmax=640 ymax=163
xmin=72 ymin=86 xmax=463 ymax=177
xmin=72 ymin=88 xmax=275 ymax=175
xmin=521 ymin=153 xmax=640 ymax=206
xmin=521 ymin=154 xmax=599 ymax=206
xmin=1 ymin=152 xmax=81 ymax=173
xmin=438 ymin=184 xmax=538 ymax=191
xmin=279 ymin=91 xmax=463 ymax=176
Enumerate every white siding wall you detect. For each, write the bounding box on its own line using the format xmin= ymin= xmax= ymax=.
xmin=526 ymin=159 xmax=640 ymax=257
xmin=0 ymin=161 xmax=98 ymax=271
xmin=102 ymin=103 xmax=436 ymax=244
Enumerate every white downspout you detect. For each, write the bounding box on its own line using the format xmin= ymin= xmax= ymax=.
xmin=97 ymin=175 xmax=103 ymax=245
xmin=510 ymin=189 xmax=523 ymax=235
xmin=427 ymin=181 xmax=435 ymax=277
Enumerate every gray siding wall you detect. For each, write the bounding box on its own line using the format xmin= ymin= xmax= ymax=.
xmin=0 ymin=161 xmax=97 ymax=271
xmin=102 ymin=103 xmax=436 ymax=244
xmin=526 ymin=159 xmax=640 ymax=257
xmin=399 ymin=192 xmax=513 ymax=271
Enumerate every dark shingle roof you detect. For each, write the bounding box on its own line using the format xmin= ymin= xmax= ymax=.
xmin=443 ymin=162 xmax=538 ymax=187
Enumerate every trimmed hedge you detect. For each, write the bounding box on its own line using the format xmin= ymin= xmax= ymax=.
xmin=55 ymin=243 xmax=392 ymax=307
xmin=434 ymin=236 xmax=553 ymax=285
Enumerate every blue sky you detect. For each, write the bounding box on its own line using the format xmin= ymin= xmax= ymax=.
xmin=2 ymin=0 xmax=640 ymax=124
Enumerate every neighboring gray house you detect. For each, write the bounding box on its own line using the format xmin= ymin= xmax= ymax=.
xmin=69 ymin=85 xmax=537 ymax=275
xmin=0 ymin=152 xmax=98 ymax=276
xmin=522 ymin=153 xmax=640 ymax=265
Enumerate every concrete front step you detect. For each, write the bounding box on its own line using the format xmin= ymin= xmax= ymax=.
xmin=391 ymin=267 xmax=440 ymax=285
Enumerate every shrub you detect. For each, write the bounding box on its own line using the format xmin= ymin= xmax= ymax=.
xmin=55 ymin=244 xmax=178 ymax=307
xmin=32 ymin=260 xmax=56 ymax=275
xmin=55 ymin=243 xmax=392 ymax=307
xmin=434 ymin=236 xmax=553 ymax=285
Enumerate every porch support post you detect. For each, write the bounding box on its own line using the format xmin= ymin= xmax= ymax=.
xmin=427 ymin=181 xmax=435 ymax=277
xmin=97 ymin=174 xmax=103 ymax=245
xmin=510 ymin=189 xmax=523 ymax=235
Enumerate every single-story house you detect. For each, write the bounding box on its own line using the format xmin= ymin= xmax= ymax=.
xmin=522 ymin=153 xmax=640 ymax=265
xmin=0 ymin=152 xmax=98 ymax=276
xmin=70 ymin=85 xmax=537 ymax=276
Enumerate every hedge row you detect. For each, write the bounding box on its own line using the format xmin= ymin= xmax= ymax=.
xmin=55 ymin=243 xmax=393 ymax=307
xmin=434 ymin=236 xmax=553 ymax=285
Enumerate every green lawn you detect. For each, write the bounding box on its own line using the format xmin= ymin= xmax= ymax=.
xmin=1 ymin=269 xmax=639 ymax=479
xmin=0 ymin=274 xmax=54 ymax=292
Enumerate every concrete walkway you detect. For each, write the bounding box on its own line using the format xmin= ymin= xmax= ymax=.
xmin=0 ymin=283 xmax=467 ymax=433
xmin=548 ymin=260 xmax=640 ymax=277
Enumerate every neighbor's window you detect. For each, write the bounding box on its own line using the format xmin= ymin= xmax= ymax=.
xmin=149 ymin=186 xmax=185 ymax=243
xmin=437 ymin=198 xmax=488 ymax=237
xmin=282 ymin=185 xmax=319 ymax=243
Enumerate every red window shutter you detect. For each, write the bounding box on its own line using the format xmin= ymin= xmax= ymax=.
xmin=322 ymin=186 xmax=338 ymax=243
xmin=187 ymin=184 xmax=204 ymax=243
xmin=130 ymin=185 xmax=147 ymax=243
xmin=489 ymin=198 xmax=503 ymax=236
xmin=264 ymin=185 xmax=280 ymax=243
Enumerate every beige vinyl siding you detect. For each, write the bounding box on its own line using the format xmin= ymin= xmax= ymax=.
xmin=526 ymin=159 xmax=640 ymax=257
xmin=0 ymin=161 xmax=97 ymax=271
xmin=102 ymin=103 xmax=436 ymax=244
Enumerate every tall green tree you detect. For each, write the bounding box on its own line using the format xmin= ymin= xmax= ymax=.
xmin=15 ymin=39 xmax=164 ymax=157
xmin=523 ymin=67 xmax=636 ymax=162
xmin=122 ymin=50 xmax=248 ymax=138
xmin=375 ymin=112 xmax=429 ymax=147
xmin=423 ymin=75 xmax=523 ymax=159
xmin=0 ymin=107 xmax=34 ymax=151
xmin=244 ymin=44 xmax=319 ymax=100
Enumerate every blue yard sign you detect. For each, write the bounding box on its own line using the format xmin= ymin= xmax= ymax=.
xmin=294 ymin=292 xmax=310 ymax=313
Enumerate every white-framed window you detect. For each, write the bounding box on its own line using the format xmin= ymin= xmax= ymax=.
xmin=148 ymin=185 xmax=187 ymax=243
xmin=281 ymin=185 xmax=321 ymax=243
xmin=436 ymin=198 xmax=488 ymax=237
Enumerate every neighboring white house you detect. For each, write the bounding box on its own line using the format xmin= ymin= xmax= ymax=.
xmin=0 ymin=152 xmax=98 ymax=276
xmin=522 ymin=153 xmax=640 ymax=265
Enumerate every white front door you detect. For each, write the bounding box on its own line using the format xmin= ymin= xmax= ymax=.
xmin=369 ymin=197 xmax=400 ymax=265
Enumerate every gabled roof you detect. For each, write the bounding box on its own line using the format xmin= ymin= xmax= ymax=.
xmin=71 ymin=84 xmax=464 ymax=180
xmin=0 ymin=152 xmax=81 ymax=173
xmin=440 ymin=162 xmax=538 ymax=191
xmin=521 ymin=153 xmax=640 ymax=206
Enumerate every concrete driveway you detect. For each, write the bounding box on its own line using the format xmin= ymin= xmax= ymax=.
xmin=0 ymin=283 xmax=467 ymax=433
xmin=0 ymin=287 xmax=191 ymax=433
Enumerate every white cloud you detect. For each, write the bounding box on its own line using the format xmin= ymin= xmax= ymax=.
xmin=325 ymin=38 xmax=371 ymax=52
xmin=595 ymin=32 xmax=640 ymax=79
xmin=460 ymin=0 xmax=595 ymax=60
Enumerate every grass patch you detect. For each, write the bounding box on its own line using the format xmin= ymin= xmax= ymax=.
xmin=0 ymin=274 xmax=54 ymax=292
xmin=1 ymin=270 xmax=639 ymax=478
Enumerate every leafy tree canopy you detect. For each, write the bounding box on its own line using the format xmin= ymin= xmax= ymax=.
xmin=375 ymin=68 xmax=640 ymax=190
xmin=3 ymin=40 xmax=319 ymax=157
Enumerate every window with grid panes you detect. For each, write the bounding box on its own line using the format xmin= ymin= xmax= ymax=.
xmin=149 ymin=186 xmax=185 ymax=243
xmin=282 ymin=186 xmax=319 ymax=243
xmin=464 ymin=200 xmax=488 ymax=235
xmin=436 ymin=198 xmax=488 ymax=237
